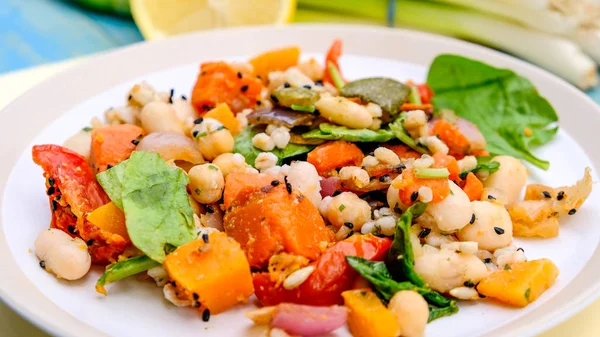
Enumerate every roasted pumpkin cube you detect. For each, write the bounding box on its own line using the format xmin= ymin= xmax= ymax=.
xmin=509 ymin=200 xmax=559 ymax=238
xmin=342 ymin=289 xmax=400 ymax=337
xmin=87 ymin=201 xmax=130 ymax=243
xmin=477 ymin=259 xmax=559 ymax=307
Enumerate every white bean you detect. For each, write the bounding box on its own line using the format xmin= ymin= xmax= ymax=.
xmin=414 ymin=244 xmax=489 ymax=293
xmin=283 ymin=266 xmax=315 ymax=290
xmin=315 ymin=96 xmax=373 ymax=129
xmin=458 ymin=201 xmax=513 ymax=251
xmin=374 ymin=147 xmax=401 ymax=165
xmin=285 ymin=161 xmax=322 ymax=208
xmin=323 ymin=192 xmax=371 ymax=230
xmin=212 ymin=153 xmax=247 ymax=177
xmin=421 ymin=181 xmax=473 ymax=232
xmin=361 ymin=155 xmax=379 ymax=167
xmin=192 ymin=118 xmax=234 ymax=161
xmin=449 ymin=287 xmax=480 ymax=300
xmin=35 ymin=229 xmax=91 ymax=281
xmin=483 ymin=156 xmax=528 ymax=206
xmin=140 ymin=101 xmax=184 ymax=134
xmin=388 ymin=291 xmax=429 ymax=337
xmin=188 ymin=164 xmax=225 ymax=204
xmin=171 ymin=98 xmax=197 ymax=123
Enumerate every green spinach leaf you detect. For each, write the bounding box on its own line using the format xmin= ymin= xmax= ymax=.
xmin=340 ymin=77 xmax=411 ymax=120
xmin=387 ymin=202 xmax=428 ymax=287
xmin=427 ymin=54 xmax=558 ymax=169
xmin=302 ymin=123 xmax=394 ymax=142
xmin=96 ymin=162 xmax=127 ymax=209
xmin=459 ymin=156 xmax=500 ymax=179
xmin=234 ymin=126 xmax=314 ymax=166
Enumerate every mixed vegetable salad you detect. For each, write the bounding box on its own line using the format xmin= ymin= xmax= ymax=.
xmin=32 ymin=40 xmax=593 ymax=337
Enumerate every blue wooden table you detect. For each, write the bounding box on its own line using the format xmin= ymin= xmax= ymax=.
xmin=1 ymin=0 xmax=600 ymax=104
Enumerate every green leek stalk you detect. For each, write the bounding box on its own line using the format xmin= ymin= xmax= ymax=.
xmin=296 ymin=0 xmax=598 ymax=89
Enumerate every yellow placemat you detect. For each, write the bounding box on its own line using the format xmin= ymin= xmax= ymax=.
xmin=0 ymin=59 xmax=598 ymax=337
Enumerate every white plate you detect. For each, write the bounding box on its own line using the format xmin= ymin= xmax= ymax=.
xmin=1 ymin=24 xmax=600 ymax=337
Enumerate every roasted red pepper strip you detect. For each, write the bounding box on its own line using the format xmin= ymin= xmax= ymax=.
xmin=253 ymin=234 xmax=392 ymax=306
xmin=416 ymin=83 xmax=434 ymax=104
xmin=322 ymin=39 xmax=343 ymax=86
xmin=32 ymin=145 xmax=126 ymax=264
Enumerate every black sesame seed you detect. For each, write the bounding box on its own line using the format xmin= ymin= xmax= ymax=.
xmin=270 ymin=94 xmax=279 ymax=103
xmin=193 ymin=293 xmax=199 ymax=300
xmin=483 ymin=258 xmax=492 ymax=264
xmin=344 ymin=222 xmax=354 ymax=229
xmin=332 ymin=189 xmax=342 ymax=197
xmin=286 ymin=183 xmax=292 ymax=194
xmin=464 ymin=281 xmax=475 ymax=288
xmin=256 ymin=100 xmax=262 ymax=106
xmin=470 ymin=213 xmax=476 ymax=224
xmin=107 ymin=164 xmax=113 ymax=169
xmin=488 ymin=195 xmax=496 ymax=200
xmin=181 ymin=95 xmax=187 ymax=100
xmin=237 ymin=71 xmax=242 ymax=79
xmin=411 ymin=191 xmax=419 ymax=202
xmin=479 ymin=293 xmax=487 ymax=299
xmin=169 ymin=89 xmax=174 ymax=104
xmin=241 ymin=85 xmax=249 ymax=92
xmin=379 ymin=174 xmax=390 ymax=182
xmin=494 ymin=227 xmax=505 ymax=235
xmin=54 ymin=195 xmax=61 ymax=202
xmin=86 ymin=239 xmax=95 ymax=246
xmin=192 ymin=130 xmax=199 ymax=138
xmin=48 ymin=177 xmax=55 ymax=186
xmin=193 ymin=301 xmax=201 ymax=308
xmin=202 ymin=104 xmax=213 ymax=111
xmin=128 ymin=94 xmax=132 ymax=101
xmin=542 ymin=191 xmax=551 ymax=198
xmin=418 ymin=228 xmax=431 ymax=238
xmin=207 ymin=205 xmax=215 ymax=213
xmin=193 ymin=117 xmax=204 ymax=125
xmin=347 ymin=231 xmax=355 ymax=238
xmin=568 ymin=208 xmax=577 ymax=215
xmin=202 ymin=309 xmax=211 ymax=322
xmin=271 ymin=180 xmax=280 ymax=186
xmin=51 ymin=200 xmax=58 ymax=212
xmin=202 ymin=233 xmax=209 ymax=243
xmin=517 ymin=247 xmax=525 ymax=252
xmin=283 ymin=82 xmax=291 ymax=88
xmin=47 ymin=186 xmax=55 ymax=195
xmin=39 ymin=261 xmax=46 ymax=268
xmin=557 ymin=191 xmax=565 ymax=201
xmin=303 ymin=85 xmax=312 ymax=89
xmin=315 ymin=80 xmax=324 ymax=86
xmin=56 ymin=188 xmax=60 ymax=193
xmin=131 ymin=139 xmax=140 ymax=145
xmin=67 ymin=225 xmax=77 ymax=235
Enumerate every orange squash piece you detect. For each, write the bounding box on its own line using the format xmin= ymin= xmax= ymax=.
xmin=250 ymin=46 xmax=300 ymax=82
xmin=395 ymin=168 xmax=450 ymax=206
xmin=191 ymin=61 xmax=264 ymax=113
xmin=202 ymin=103 xmax=240 ymax=135
xmin=164 ymin=232 xmax=254 ymax=314
xmin=477 ymin=259 xmax=559 ymax=307
xmin=87 ymin=202 xmax=130 ymax=243
xmin=90 ymin=124 xmax=144 ymax=172
xmin=223 ymin=172 xmax=279 ymax=210
xmin=383 ymin=144 xmax=422 ymax=160
xmin=461 ymin=172 xmax=484 ymax=202
xmin=432 ymin=152 xmax=460 ymax=182
xmin=224 ymin=184 xmax=334 ymax=269
xmin=431 ymin=119 xmax=470 ymax=158
xmin=307 ymin=141 xmax=364 ymax=176
xmin=342 ymin=289 xmax=400 ymax=337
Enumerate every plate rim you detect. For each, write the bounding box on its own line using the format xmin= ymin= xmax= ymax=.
xmin=1 ymin=23 xmax=600 ymax=337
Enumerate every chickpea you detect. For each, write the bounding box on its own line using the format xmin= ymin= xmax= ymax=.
xmin=140 ymin=101 xmax=184 ymax=134
xmin=212 ymin=153 xmax=247 ymax=177
xmin=315 ymin=96 xmax=373 ymax=129
xmin=483 ymin=156 xmax=528 ymax=206
xmin=284 ymin=161 xmax=322 ymax=207
xmin=191 ymin=118 xmax=234 ymax=161
xmin=35 ymin=228 xmax=91 ymax=281
xmin=323 ymin=192 xmax=371 ymax=230
xmin=388 ymin=291 xmax=429 ymax=337
xmin=458 ymin=201 xmax=513 ymax=251
xmin=421 ymin=181 xmax=473 ymax=232
xmin=414 ymin=244 xmax=489 ymax=293
xmin=188 ymin=164 xmax=225 ymax=204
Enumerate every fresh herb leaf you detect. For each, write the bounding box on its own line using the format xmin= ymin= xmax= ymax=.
xmin=339 ymin=204 xmax=346 ymax=212
xmin=233 ymin=126 xmax=314 ymax=166
xmin=427 ymin=55 xmax=558 ymax=169
xmin=387 ymin=202 xmax=428 ymax=286
xmin=525 ymin=288 xmax=531 ymax=301
xmin=389 ymin=114 xmax=430 ymax=154
xmin=97 ymin=162 xmax=127 ymax=209
xmin=429 ymin=302 xmax=459 ymax=322
xmin=96 ymin=255 xmax=160 ymax=294
xmin=302 ymin=123 xmax=394 ymax=142
xmin=328 ymin=62 xmax=345 ymax=90
xmin=459 ymin=157 xmax=500 ymax=179
xmin=82 ymin=126 xmax=93 ymax=132
xmin=504 ymin=264 xmax=512 ymax=270
xmin=341 ymin=77 xmax=411 ymax=120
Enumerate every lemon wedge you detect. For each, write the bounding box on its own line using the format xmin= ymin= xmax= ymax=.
xmin=130 ymin=0 xmax=296 ymax=40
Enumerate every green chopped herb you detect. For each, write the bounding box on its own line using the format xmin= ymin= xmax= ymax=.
xmin=195 ymin=188 xmax=201 ymax=195
xmin=82 ymin=126 xmax=92 ymax=132
xmin=290 ymin=104 xmax=316 ymax=113
xmin=525 ymin=288 xmax=531 ymax=301
xmin=328 ymin=62 xmax=345 ymax=90
xmin=504 ymin=264 xmax=512 ymax=270
xmin=339 ymin=204 xmax=346 ymax=212
xmin=409 ymin=85 xmax=422 ymax=105
xmin=208 ymin=165 xmax=219 ymax=171
xmin=414 ymin=167 xmax=450 ymax=179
